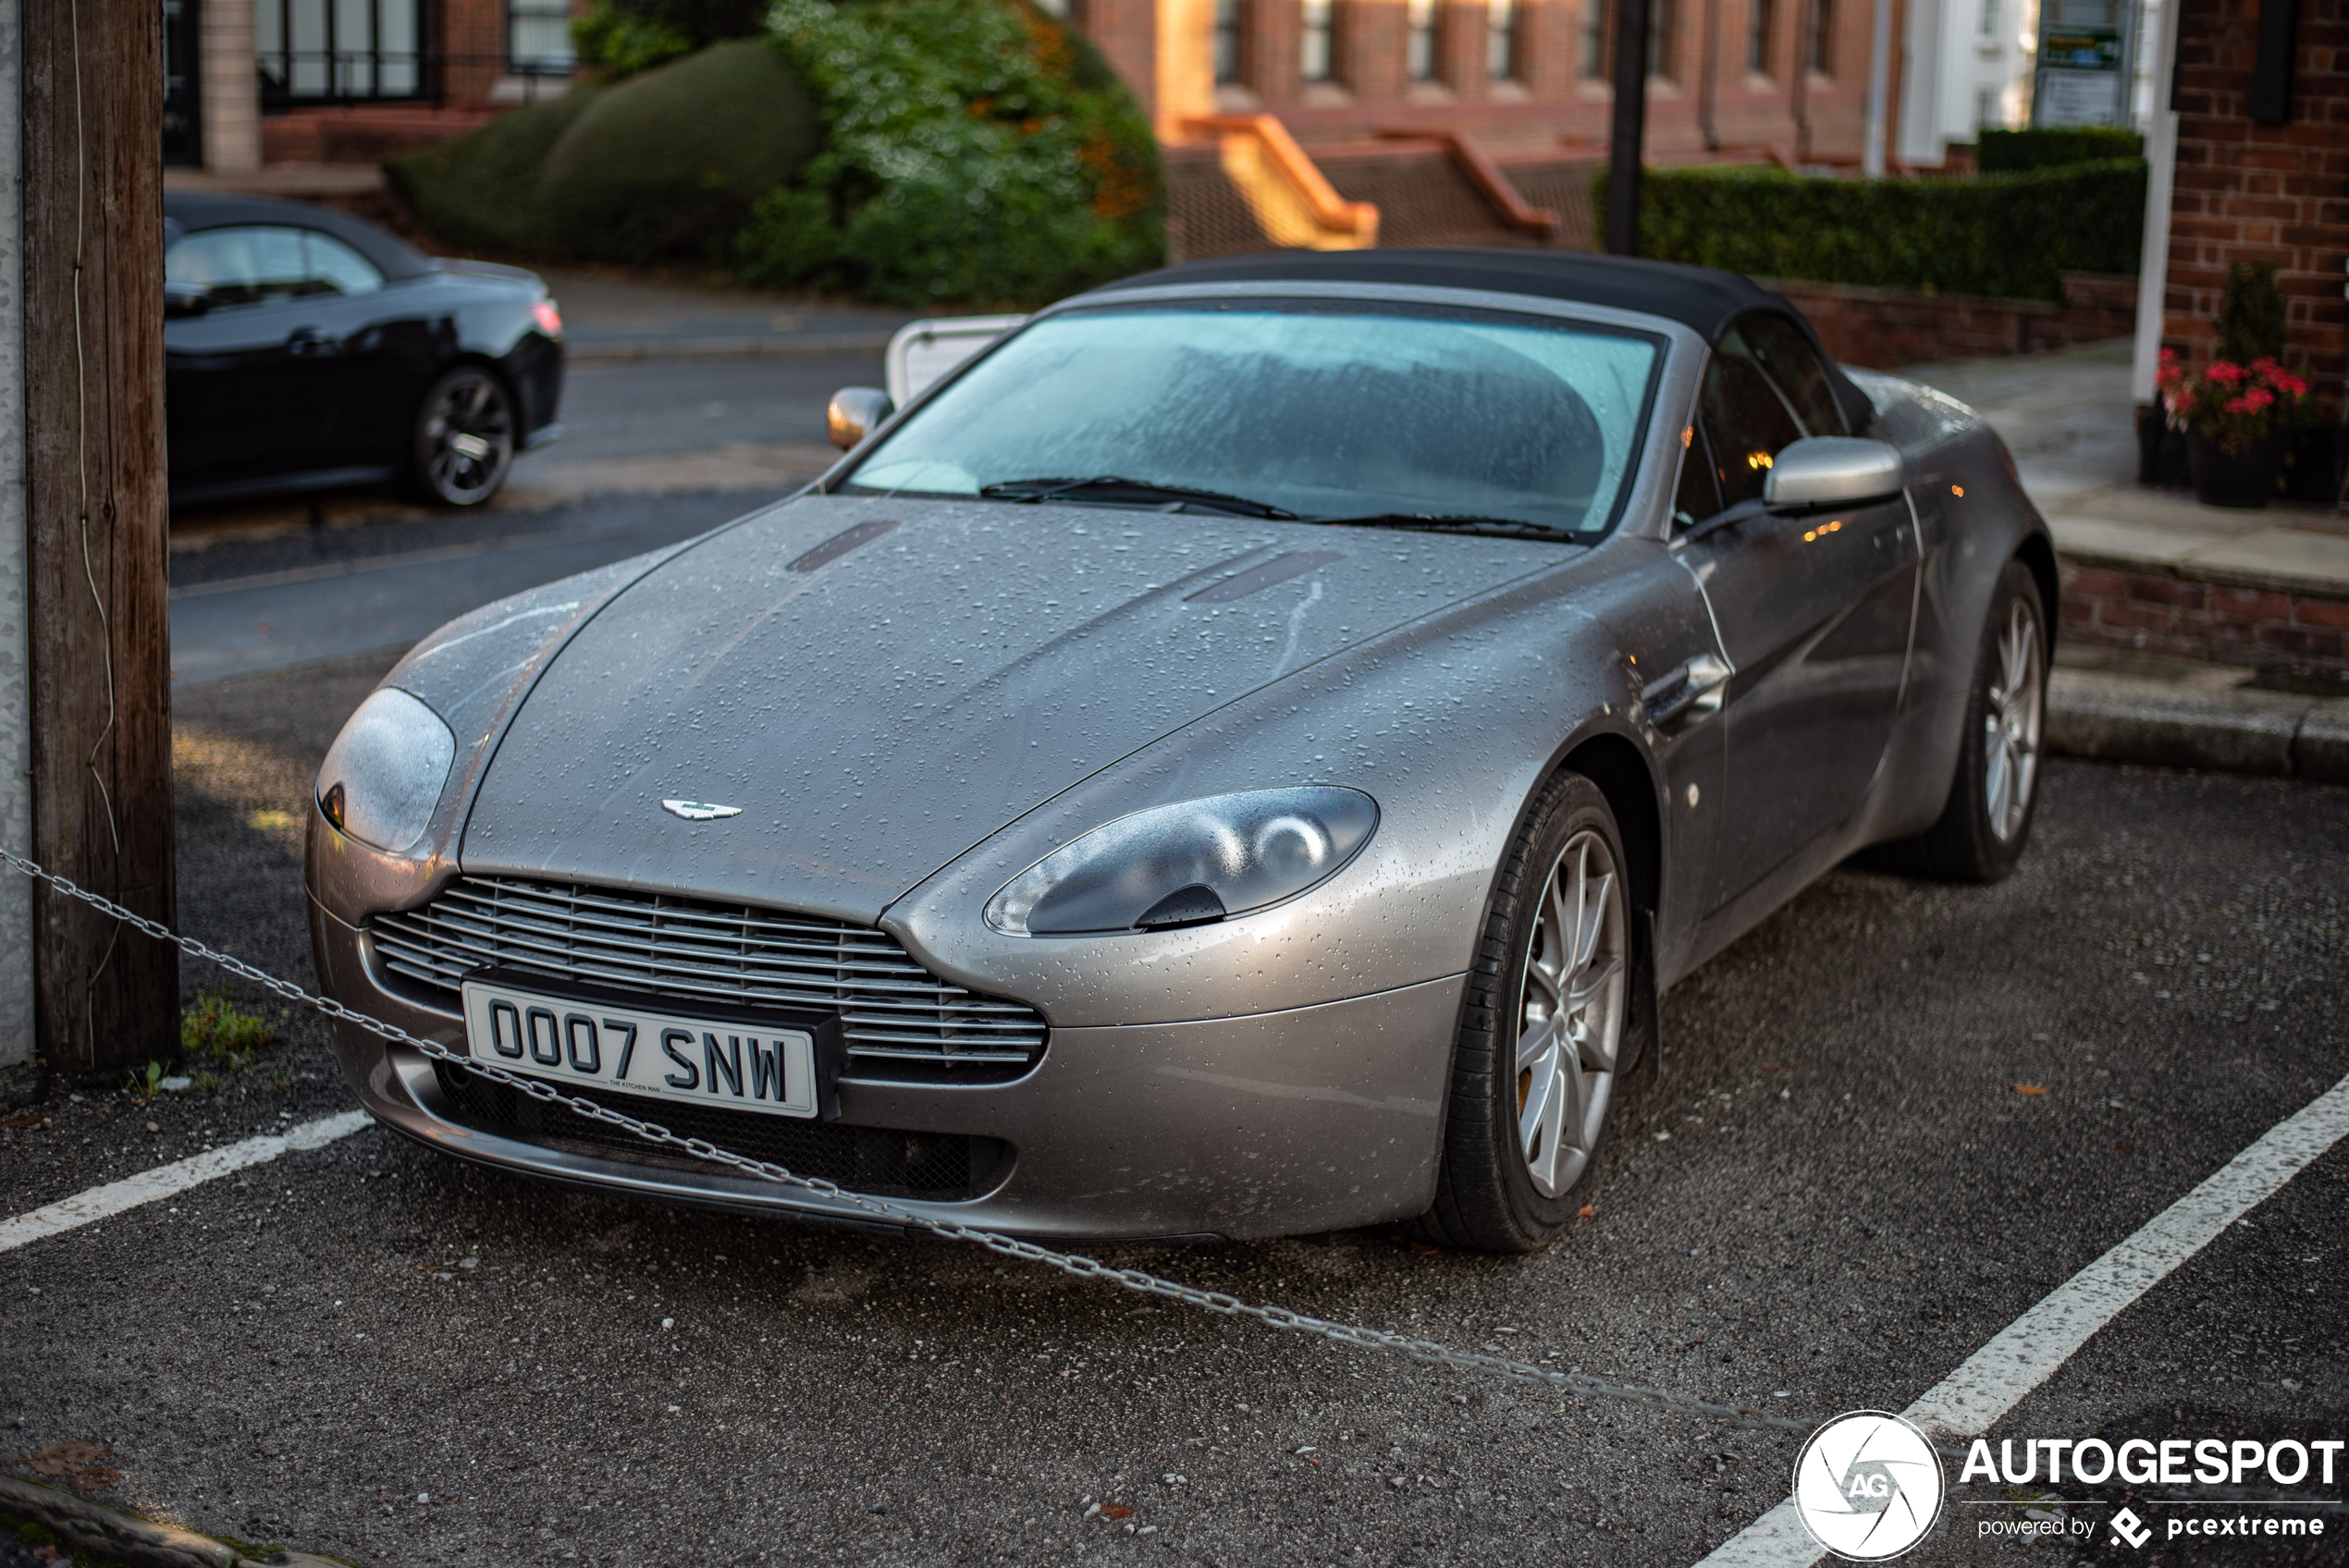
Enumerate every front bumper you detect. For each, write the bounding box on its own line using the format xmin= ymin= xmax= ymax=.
xmin=311 ymin=897 xmax=1460 ymax=1241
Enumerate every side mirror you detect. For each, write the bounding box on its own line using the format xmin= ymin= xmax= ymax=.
xmin=165 ymin=280 xmax=213 ymax=319
xmin=826 ymin=386 xmax=894 ymax=451
xmin=1763 ymin=436 xmax=1904 ymax=508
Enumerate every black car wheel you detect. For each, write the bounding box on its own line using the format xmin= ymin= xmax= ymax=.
xmin=1873 ymin=557 xmax=2049 ymax=882
xmin=1413 ymin=771 xmax=1652 ymax=1253
xmin=408 ymin=365 xmax=515 ymax=508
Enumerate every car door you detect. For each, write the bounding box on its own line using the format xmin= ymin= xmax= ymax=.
xmin=1670 ymin=312 xmax=1920 ymax=914
xmin=164 ymin=225 xmax=374 ymax=490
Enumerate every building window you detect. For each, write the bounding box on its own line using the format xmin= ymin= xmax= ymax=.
xmin=1746 ymin=0 xmax=1772 ymax=70
xmin=1214 ymin=0 xmax=1247 ymax=84
xmin=1975 ymin=85 xmax=1999 ymax=127
xmin=257 ymin=0 xmax=425 ymax=101
xmin=1807 ymin=0 xmax=1831 ymax=72
xmin=1488 ymin=0 xmax=1519 ymax=79
xmin=509 ymin=0 xmax=574 ymax=74
xmin=1407 ymin=0 xmax=1440 ymax=80
xmin=1976 ymin=0 xmax=1996 ymax=35
xmin=1300 ymin=0 xmax=1335 ymax=80
xmin=1582 ymin=0 xmax=1607 ymax=76
xmin=1648 ymin=0 xmax=1673 ymax=77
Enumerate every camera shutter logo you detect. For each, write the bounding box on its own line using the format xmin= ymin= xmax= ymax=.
xmin=1791 ymin=1411 xmax=1946 ymax=1561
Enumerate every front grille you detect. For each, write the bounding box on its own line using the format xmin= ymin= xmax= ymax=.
xmin=370 ymin=876 xmax=1047 ymax=1084
xmin=430 ymin=1060 xmax=1003 ymax=1201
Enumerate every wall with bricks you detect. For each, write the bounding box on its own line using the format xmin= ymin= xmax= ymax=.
xmin=1775 ymin=273 xmax=2139 ymax=369
xmin=2061 ymin=559 xmax=2349 ymax=670
xmin=2161 ymin=0 xmax=2348 ymax=410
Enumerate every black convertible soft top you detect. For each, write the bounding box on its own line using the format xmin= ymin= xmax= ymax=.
xmin=163 ymin=190 xmax=437 ymax=283
xmin=1091 ymin=248 xmax=1875 ymax=432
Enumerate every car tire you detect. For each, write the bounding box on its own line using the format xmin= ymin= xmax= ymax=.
xmin=1871 ymin=557 xmax=2048 ymax=882
xmin=405 ymin=364 xmax=516 ymax=508
xmin=1411 ymin=771 xmax=1650 ymax=1254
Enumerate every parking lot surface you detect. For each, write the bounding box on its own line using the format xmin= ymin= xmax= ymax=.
xmin=2 ymin=643 xmax=2342 ymax=1567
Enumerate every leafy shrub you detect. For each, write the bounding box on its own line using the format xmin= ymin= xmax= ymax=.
xmin=1594 ymin=160 xmax=2146 ymax=301
xmin=572 ymin=0 xmax=766 ymax=78
xmin=739 ymin=0 xmax=1164 ymax=307
xmin=387 ymin=41 xmax=818 ymax=265
xmin=1974 ymin=126 xmax=2144 ymax=172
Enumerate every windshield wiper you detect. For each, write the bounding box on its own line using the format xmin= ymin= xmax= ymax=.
xmin=978 ymin=475 xmax=1300 ymax=520
xmin=1311 ymin=512 xmax=1586 ymax=542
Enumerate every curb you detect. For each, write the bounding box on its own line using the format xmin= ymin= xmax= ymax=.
xmin=2046 ymin=668 xmax=2349 ymax=784
xmin=0 ymin=1476 xmax=346 ymax=1568
xmin=564 ymin=330 xmax=894 ymax=362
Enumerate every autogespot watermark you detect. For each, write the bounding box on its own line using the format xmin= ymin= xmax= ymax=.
xmin=1793 ymin=1412 xmax=1947 ymax=1561
xmin=1790 ymin=1415 xmax=2343 ymax=1559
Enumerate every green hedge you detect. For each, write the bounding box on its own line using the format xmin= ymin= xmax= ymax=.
xmin=572 ymin=0 xmax=766 ymax=79
xmin=1593 ymin=160 xmax=2146 ymax=301
xmin=738 ymin=0 xmax=1163 ymax=308
xmin=387 ymin=41 xmax=818 ymax=265
xmin=1974 ymin=126 xmax=2144 ymax=171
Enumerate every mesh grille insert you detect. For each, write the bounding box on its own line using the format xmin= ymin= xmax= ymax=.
xmin=430 ymin=1060 xmax=1003 ymax=1200
xmin=370 ymin=876 xmax=1047 ymax=1085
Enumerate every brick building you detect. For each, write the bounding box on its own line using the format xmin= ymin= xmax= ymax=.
xmin=2133 ymin=0 xmax=2347 ymax=411
xmin=1072 ymin=0 xmax=1879 ymax=159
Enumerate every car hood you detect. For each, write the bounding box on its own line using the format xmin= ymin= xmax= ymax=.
xmin=459 ymin=494 xmax=1569 ymax=923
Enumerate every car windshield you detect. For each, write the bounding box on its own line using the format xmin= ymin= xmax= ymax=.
xmin=842 ymin=300 xmax=1664 ymax=537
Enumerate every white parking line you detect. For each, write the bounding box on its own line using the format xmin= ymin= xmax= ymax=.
xmin=0 ymin=1109 xmax=373 ymax=1255
xmin=1696 ymin=1067 xmax=2349 ymax=1566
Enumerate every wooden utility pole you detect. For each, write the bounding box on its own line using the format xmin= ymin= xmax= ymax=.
xmin=14 ymin=0 xmax=176 ymax=1073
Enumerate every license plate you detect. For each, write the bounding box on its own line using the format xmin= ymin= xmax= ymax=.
xmin=457 ymin=969 xmax=841 ymax=1121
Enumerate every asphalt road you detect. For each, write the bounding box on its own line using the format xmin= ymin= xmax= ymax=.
xmin=2 ymin=648 xmax=2343 ymax=1566
xmin=166 ymin=353 xmax=876 ymax=685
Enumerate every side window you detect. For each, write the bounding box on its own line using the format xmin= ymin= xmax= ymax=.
xmin=1737 ymin=312 xmax=1847 ymax=437
xmin=1672 ymin=420 xmax=1720 ymax=529
xmin=1697 ymin=338 xmax=1804 ymax=509
xmin=166 ymin=225 xmax=384 ymax=308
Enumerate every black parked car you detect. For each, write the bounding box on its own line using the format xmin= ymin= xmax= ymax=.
xmin=165 ymin=192 xmax=564 ymax=508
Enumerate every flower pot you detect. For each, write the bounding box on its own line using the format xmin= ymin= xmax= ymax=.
xmin=2188 ymin=432 xmax=2284 ymax=509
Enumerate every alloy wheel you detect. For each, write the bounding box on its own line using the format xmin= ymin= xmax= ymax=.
xmin=420 ymin=369 xmax=514 ymax=507
xmin=1515 ymin=828 xmax=1627 ymax=1198
xmin=1982 ymin=596 xmax=2044 ymax=841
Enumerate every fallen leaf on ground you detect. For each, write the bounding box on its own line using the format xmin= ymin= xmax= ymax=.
xmin=2009 ymin=1084 xmax=2049 ymax=1096
xmin=1576 ymin=1205 xmax=1594 ymax=1219
xmin=1 ymin=1114 xmax=45 ymax=1132
xmin=1408 ymin=1241 xmax=1440 ymax=1256
xmin=19 ymin=1440 xmax=111 ymax=1476
xmin=68 ymin=1464 xmax=121 ymax=1492
xmin=1101 ymin=1504 xmax=1133 ymax=1521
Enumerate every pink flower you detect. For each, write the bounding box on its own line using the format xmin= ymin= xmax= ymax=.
xmin=2242 ymin=386 xmax=2275 ymax=411
xmin=2250 ymin=356 xmax=2281 ymax=375
xmin=2207 ymin=361 xmax=2245 ymax=385
xmin=2224 ymin=396 xmax=2251 ymax=414
xmin=2279 ymin=373 xmax=2308 ymax=398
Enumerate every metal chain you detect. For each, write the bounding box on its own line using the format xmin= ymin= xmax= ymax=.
xmin=6 ymin=846 xmax=1817 ymax=1439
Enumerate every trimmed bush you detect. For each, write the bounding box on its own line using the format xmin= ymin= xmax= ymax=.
xmin=739 ymin=0 xmax=1163 ymax=308
xmin=537 ymin=41 xmax=819 ymax=263
xmin=1974 ymin=126 xmax=2144 ymax=171
xmin=387 ymin=41 xmax=819 ymax=265
xmin=1594 ymin=160 xmax=2146 ymax=301
xmin=386 ymin=87 xmax=601 ymax=257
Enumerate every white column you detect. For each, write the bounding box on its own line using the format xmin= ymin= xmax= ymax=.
xmin=201 ymin=0 xmax=261 ymax=173
xmin=2129 ymin=0 xmax=2179 ymax=403
xmin=1895 ymin=0 xmax=1946 ymax=166
xmin=1863 ymin=0 xmax=1895 ymax=174
xmin=0 ymin=0 xmax=32 ymax=1067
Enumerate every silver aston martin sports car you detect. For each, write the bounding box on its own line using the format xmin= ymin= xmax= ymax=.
xmin=308 ymin=250 xmax=2053 ymax=1252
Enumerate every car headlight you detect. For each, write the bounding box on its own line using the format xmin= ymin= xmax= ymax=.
xmin=315 ymin=688 xmax=457 ymax=853
xmin=984 ymin=787 xmax=1378 ymax=936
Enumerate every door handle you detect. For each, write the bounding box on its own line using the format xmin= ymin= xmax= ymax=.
xmin=1642 ymin=652 xmax=1733 ymax=727
xmin=287 ymin=327 xmax=340 ymax=357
